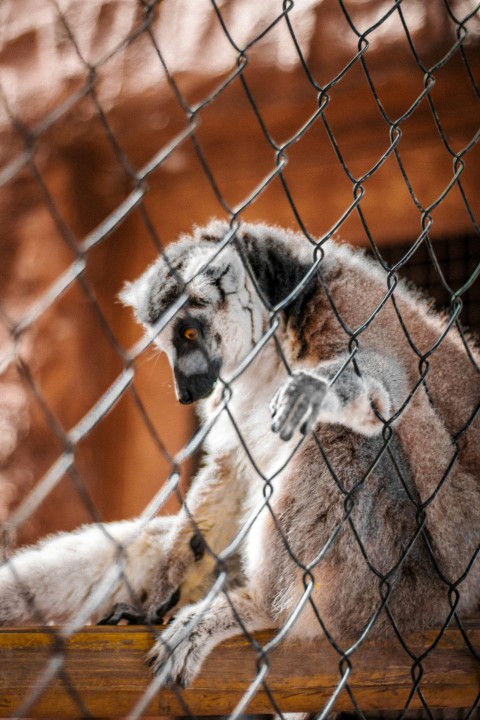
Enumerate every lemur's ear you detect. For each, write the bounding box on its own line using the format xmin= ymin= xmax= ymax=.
xmin=118 ymin=264 xmax=161 ymax=324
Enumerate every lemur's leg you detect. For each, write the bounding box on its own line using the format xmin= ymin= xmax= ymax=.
xmin=0 ymin=452 xmax=243 ymax=627
xmin=271 ymin=350 xmax=407 ymax=440
xmin=145 ymin=451 xmax=245 ymax=623
xmin=147 ymin=588 xmax=273 ymax=687
xmin=0 ymin=517 xmax=172 ymax=626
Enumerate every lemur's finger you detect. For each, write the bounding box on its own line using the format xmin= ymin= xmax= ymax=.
xmin=271 ymin=378 xmax=298 ymax=417
xmin=271 ymin=394 xmax=299 ymax=433
xmin=271 ymin=379 xmax=302 ymax=432
xmin=269 ymin=387 xmax=282 ymax=417
xmin=279 ymin=396 xmax=311 ymax=441
xmin=300 ymin=398 xmax=324 ymax=435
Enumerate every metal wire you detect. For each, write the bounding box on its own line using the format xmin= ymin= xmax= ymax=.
xmin=0 ymin=1 xmax=479 ymax=718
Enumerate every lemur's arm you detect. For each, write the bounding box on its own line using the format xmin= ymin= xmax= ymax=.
xmin=271 ymin=349 xmax=407 ymax=440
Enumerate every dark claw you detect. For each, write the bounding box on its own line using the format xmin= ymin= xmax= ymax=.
xmin=148 ymin=587 xmax=181 ymax=625
xmin=146 ymin=654 xmax=157 ymax=668
xmin=148 ymin=608 xmax=165 ymax=625
xmin=146 ymin=656 xmax=174 ymax=686
xmin=97 ymin=602 xmax=147 ymax=626
xmin=190 ymin=531 xmax=206 ymax=562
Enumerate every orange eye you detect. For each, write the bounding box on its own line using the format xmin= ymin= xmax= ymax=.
xmin=184 ymin=327 xmax=198 ymax=341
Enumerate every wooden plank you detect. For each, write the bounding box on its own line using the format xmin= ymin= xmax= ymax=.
xmin=0 ymin=623 xmax=478 ymax=718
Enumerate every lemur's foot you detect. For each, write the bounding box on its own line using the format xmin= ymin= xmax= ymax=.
xmin=146 ymin=604 xmax=207 ymax=687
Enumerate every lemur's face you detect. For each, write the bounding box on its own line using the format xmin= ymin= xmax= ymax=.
xmin=121 ymin=236 xmax=263 ymax=404
xmin=167 ymin=312 xmax=222 ymax=404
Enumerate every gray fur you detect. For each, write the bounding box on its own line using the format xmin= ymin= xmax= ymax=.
xmin=0 ymin=220 xmax=478 ymax=691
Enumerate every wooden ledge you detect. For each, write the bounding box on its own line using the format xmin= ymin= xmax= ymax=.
xmin=0 ymin=623 xmax=479 ymax=718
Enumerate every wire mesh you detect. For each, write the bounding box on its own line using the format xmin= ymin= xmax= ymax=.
xmin=0 ymin=0 xmax=479 ymax=718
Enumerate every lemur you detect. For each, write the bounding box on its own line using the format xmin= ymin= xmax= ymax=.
xmin=0 ymin=220 xmax=478 ymax=688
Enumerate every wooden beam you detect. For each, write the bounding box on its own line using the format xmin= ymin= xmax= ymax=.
xmin=0 ymin=622 xmax=478 ymax=717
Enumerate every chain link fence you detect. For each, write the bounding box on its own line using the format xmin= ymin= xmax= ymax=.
xmin=0 ymin=0 xmax=479 ymax=718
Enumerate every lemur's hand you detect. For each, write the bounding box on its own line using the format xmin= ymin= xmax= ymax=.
xmin=271 ymin=371 xmax=327 ymax=441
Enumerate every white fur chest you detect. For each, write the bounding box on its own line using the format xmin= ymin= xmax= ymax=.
xmin=202 ymin=352 xmax=298 ymax=579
